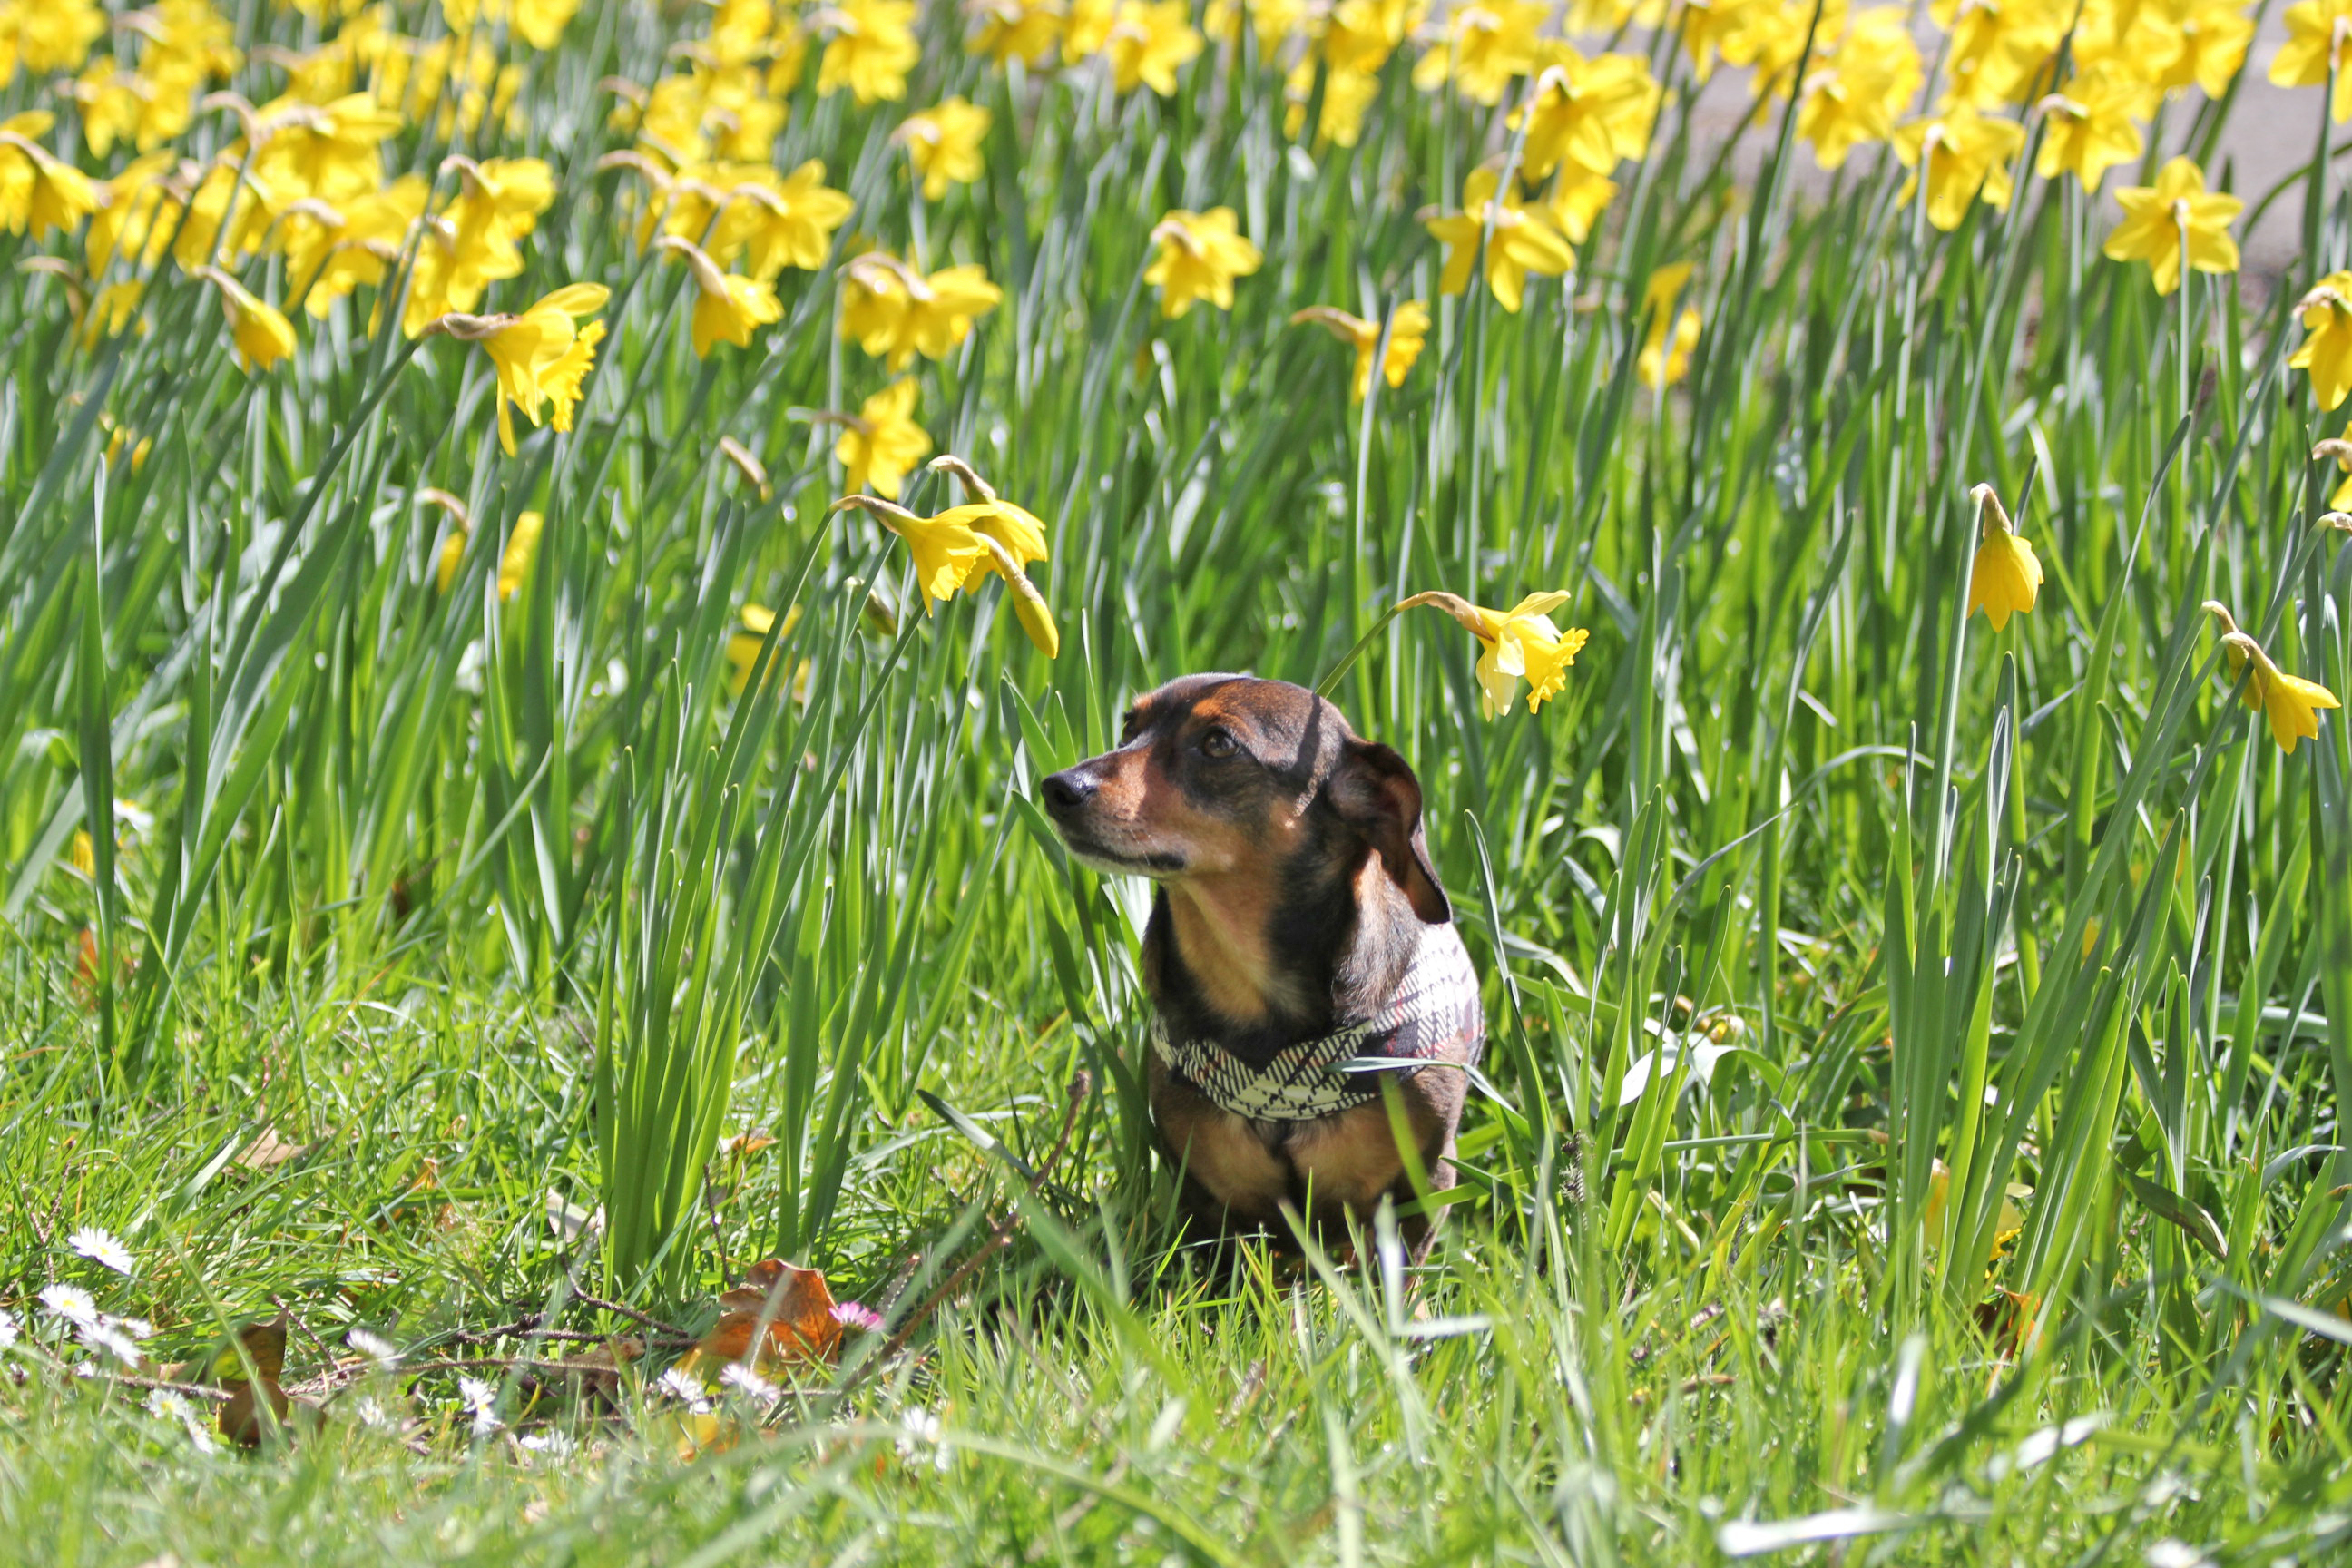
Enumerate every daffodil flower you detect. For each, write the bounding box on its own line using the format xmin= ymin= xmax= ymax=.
xmin=1142 ymin=208 xmax=1263 ymax=319
xmin=426 ymin=283 xmax=610 ymax=456
xmin=823 ymin=380 xmax=933 ymax=500
xmin=2213 ymin=627 xmax=2341 ymax=755
xmin=1893 ymin=106 xmax=2025 ymax=232
xmin=1508 ymin=52 xmax=1661 ymax=182
xmin=1965 ymin=483 xmax=2041 ymax=632
xmin=0 ymin=114 xmax=101 ymax=239
xmin=895 ymin=97 xmax=992 ymax=200
xmin=814 ymin=0 xmax=922 ymax=103
xmin=2290 ymin=272 xmax=2352 ymax=411
xmin=1426 ymin=170 xmax=1575 ymax=314
xmin=1105 ymin=0 xmax=1204 ymax=96
xmin=840 ymin=251 xmax=1004 ymax=369
xmin=2032 ymin=68 xmax=2145 ymax=193
xmin=2102 ymin=158 xmax=2242 ymax=296
xmin=926 ymin=455 xmax=1052 ymax=573
xmin=2316 ymin=430 xmax=2352 ymax=511
xmin=200 ymin=267 xmax=299 ymax=374
xmin=1398 ymin=590 xmax=1591 ymax=717
xmin=831 ymin=494 xmax=992 ymax=612
xmin=727 ymin=603 xmax=808 ymax=696
xmin=657 ymin=235 xmax=784 ymax=357
xmin=1636 ymin=264 xmax=1700 ymax=391
xmin=1289 ymin=303 xmax=1430 ymax=401
xmin=2269 ymin=0 xmax=2352 ymax=123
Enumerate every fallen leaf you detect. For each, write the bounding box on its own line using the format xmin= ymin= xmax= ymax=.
xmin=689 ymin=1259 xmax=841 ymax=1371
xmin=720 ymin=1128 xmax=777 ymax=1157
xmin=237 ymin=1127 xmax=311 ymax=1170
xmin=214 ymin=1313 xmax=292 ymax=1447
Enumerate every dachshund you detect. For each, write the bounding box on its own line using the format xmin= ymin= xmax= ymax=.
xmin=1040 ymin=673 xmax=1484 ymax=1261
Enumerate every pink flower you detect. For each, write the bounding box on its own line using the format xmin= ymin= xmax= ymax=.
xmin=831 ymin=1301 xmax=883 ymax=1332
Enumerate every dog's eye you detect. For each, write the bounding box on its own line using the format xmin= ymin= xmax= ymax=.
xmin=1198 ymin=728 xmax=1238 ymax=760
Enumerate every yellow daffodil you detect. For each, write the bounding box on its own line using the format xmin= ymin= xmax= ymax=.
xmin=970 ymin=0 xmax=1063 ymax=65
xmin=831 ymin=493 xmax=991 ymax=610
xmin=2318 ymin=428 xmax=2352 ymax=511
xmin=2033 ymin=67 xmax=2146 ymax=192
xmin=2156 ymin=0 xmax=2256 ymax=98
xmin=1675 ymin=0 xmax=1757 ymax=84
xmin=727 ymin=603 xmax=808 ymax=694
xmin=926 ymin=456 xmax=1053 ymax=573
xmin=1548 ymin=167 xmax=1620 ymax=244
xmin=497 ymin=510 xmax=544 ymax=602
xmin=2211 ymin=624 xmax=2341 ymax=754
xmin=1410 ymin=0 xmax=1544 ymax=105
xmin=1207 ymin=0 xmax=1308 ymax=53
xmin=831 ymin=379 xmax=933 ymax=500
xmin=1509 ymin=50 xmax=1661 ymax=181
xmin=1933 ymin=0 xmax=2065 ymax=109
xmin=1291 ymin=302 xmax=1431 ymax=401
xmin=10 ymin=0 xmax=106 ymax=74
xmin=1965 ymin=483 xmax=2041 ymax=632
xmin=445 ymin=0 xmax=582 ymax=52
xmin=2270 ymin=0 xmax=2352 ymax=123
xmin=1893 ymin=105 xmax=2025 ymax=231
xmin=249 ymin=92 xmax=404 ymax=206
xmin=2102 ymin=157 xmax=2241 ymax=296
xmin=283 ymin=176 xmax=430 ymax=318
xmin=200 ymin=267 xmax=298 ymax=373
xmin=1797 ymin=9 xmax=1922 ymax=171
xmin=2290 ymin=272 xmax=2352 ymax=411
xmin=1721 ymin=0 xmax=1847 ymax=85
xmin=897 ymin=97 xmax=991 ymax=200
xmin=657 ymin=235 xmax=784 ymax=357
xmin=1637 ymin=263 xmax=1700 ymax=390
xmin=1426 ymin=169 xmax=1575 ymax=314
xmin=816 ymin=0 xmax=921 ymax=104
xmin=840 ymin=251 xmax=1004 ymax=368
xmin=1283 ymin=59 xmax=1383 ymax=148
xmin=1142 ymin=207 xmax=1264 ymax=319
xmin=1105 ymin=0 xmax=1204 ymax=94
xmin=1397 ymin=589 xmax=1591 ymax=717
xmin=427 ymin=282 xmax=611 ymax=456
xmin=0 ymin=114 xmax=101 ymax=239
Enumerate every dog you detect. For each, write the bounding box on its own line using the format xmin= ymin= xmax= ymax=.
xmin=1040 ymin=673 xmax=1484 ymax=1261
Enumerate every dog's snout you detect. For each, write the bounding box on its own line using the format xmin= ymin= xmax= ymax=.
xmin=1041 ymin=768 xmax=1095 ymax=818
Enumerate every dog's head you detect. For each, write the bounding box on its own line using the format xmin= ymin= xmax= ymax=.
xmin=1039 ymin=673 xmax=1449 ymax=926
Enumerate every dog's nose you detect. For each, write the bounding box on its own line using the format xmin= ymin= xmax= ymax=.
xmin=1041 ymin=769 xmax=1094 ymax=818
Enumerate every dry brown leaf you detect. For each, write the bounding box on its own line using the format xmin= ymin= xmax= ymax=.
xmin=720 ymin=1128 xmax=777 ymax=1157
xmin=688 ymin=1259 xmax=841 ymax=1371
xmin=237 ymin=1127 xmax=311 ymax=1170
xmin=215 ymin=1313 xmax=292 ymax=1447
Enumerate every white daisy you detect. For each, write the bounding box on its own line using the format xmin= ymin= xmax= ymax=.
xmin=719 ymin=1363 xmax=779 ymax=1407
xmin=657 ymin=1366 xmax=713 ymax=1415
xmin=458 ymin=1376 xmax=505 ymax=1436
xmin=0 ymin=1308 xmax=20 ymax=1349
xmin=81 ymin=1323 xmax=143 ymax=1369
xmin=518 ymin=1429 xmax=578 ymax=1459
xmin=347 ymin=1328 xmax=400 ymax=1368
xmin=38 ymin=1283 xmax=100 ymax=1328
xmin=896 ymin=1406 xmax=952 ymax=1472
xmin=68 ymin=1227 xmax=135 ymax=1277
xmin=351 ymin=1396 xmax=398 ymax=1430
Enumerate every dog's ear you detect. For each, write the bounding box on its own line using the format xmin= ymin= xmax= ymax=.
xmin=1331 ymin=739 xmax=1451 ymax=925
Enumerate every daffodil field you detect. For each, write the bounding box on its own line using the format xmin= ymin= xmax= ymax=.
xmin=5 ymin=0 xmax=2352 ymax=1558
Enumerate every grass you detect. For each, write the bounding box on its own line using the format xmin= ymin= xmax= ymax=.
xmin=5 ymin=0 xmax=2352 ymax=1562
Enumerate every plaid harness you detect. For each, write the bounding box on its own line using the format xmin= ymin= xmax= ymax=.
xmin=1150 ymin=926 xmax=1483 ymax=1122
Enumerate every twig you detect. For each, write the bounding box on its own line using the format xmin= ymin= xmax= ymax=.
xmin=93 ymin=1372 xmax=233 ymax=1403
xmin=840 ymin=1072 xmax=1090 ymax=1396
xmin=561 ymin=1271 xmax=691 ymax=1338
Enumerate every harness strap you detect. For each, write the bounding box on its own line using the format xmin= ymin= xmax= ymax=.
xmin=1151 ymin=928 xmax=1483 ymax=1122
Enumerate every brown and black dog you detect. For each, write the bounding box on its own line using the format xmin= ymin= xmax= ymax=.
xmin=1041 ymin=673 xmax=1484 ymax=1260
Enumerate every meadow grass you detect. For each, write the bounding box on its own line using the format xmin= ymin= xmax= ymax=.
xmin=5 ymin=0 xmax=2352 ymax=1562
